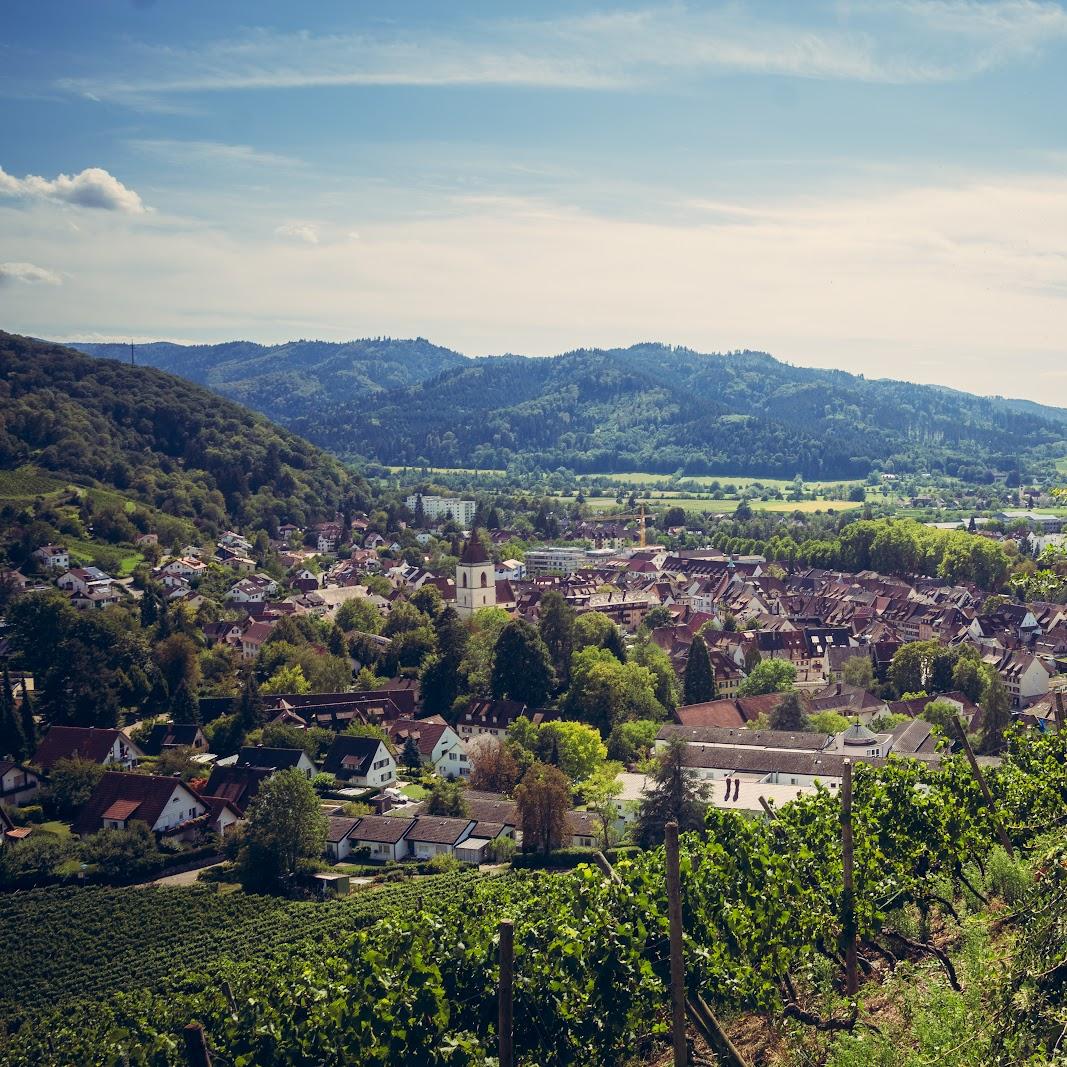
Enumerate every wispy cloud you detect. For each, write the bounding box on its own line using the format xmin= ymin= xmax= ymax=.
xmin=129 ymin=139 xmax=304 ymax=168
xmin=0 ymin=261 xmax=62 ymax=286
xmin=58 ymin=1 xmax=1067 ymax=105
xmin=0 ymin=164 xmax=146 ymax=213
xmin=274 ymin=222 xmax=319 ymax=244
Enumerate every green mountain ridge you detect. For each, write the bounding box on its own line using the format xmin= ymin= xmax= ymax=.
xmin=1 ymin=332 xmax=369 ymax=534
xmin=68 ymin=337 xmax=1067 ymax=480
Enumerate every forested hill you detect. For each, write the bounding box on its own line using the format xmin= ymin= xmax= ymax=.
xmin=68 ymin=339 xmax=1067 ymax=480
xmin=71 ymin=337 xmax=466 ymax=428
xmin=0 ymin=332 xmax=369 ymax=532
xmin=297 ymin=343 xmax=1067 ymax=480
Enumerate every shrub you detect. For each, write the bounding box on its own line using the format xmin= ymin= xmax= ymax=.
xmin=986 ymin=847 xmax=1031 ymax=905
xmin=511 ymin=847 xmax=599 ymax=871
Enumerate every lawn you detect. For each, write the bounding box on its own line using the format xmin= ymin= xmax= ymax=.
xmin=400 ymin=782 xmax=429 ymax=801
xmin=38 ymin=821 xmax=72 ymax=839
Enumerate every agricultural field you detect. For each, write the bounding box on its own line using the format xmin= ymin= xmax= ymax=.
xmin=577 ymin=470 xmax=858 ymax=492
xmin=0 ymin=870 xmax=487 ymax=1023
xmin=556 ymin=494 xmax=863 ymax=514
xmin=0 ymin=465 xmax=69 ymax=500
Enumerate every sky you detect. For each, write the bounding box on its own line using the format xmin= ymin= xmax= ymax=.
xmin=2 ymin=0 xmax=1067 ymax=404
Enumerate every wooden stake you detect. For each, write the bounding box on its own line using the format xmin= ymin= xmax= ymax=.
xmin=841 ymin=760 xmax=858 ymax=998
xmin=664 ymin=821 xmax=688 ymax=1067
xmin=1054 ymin=691 xmax=1065 ymax=732
xmin=593 ymin=849 xmax=623 ymax=885
xmin=498 ymin=919 xmax=514 ymax=1067
xmin=182 ymin=1023 xmax=212 ymax=1067
xmin=758 ymin=795 xmax=777 ymax=820
xmin=953 ymin=720 xmax=1014 ymax=858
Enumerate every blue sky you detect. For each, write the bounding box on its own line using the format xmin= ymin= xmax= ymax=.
xmin=2 ymin=1 xmax=1067 ymax=403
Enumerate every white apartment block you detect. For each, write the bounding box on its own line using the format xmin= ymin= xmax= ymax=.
xmin=405 ymin=496 xmax=476 ymax=527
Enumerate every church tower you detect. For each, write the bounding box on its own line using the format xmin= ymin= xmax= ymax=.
xmin=455 ymin=533 xmax=495 ymax=619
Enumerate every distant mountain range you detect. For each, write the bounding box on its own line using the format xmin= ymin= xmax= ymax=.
xmin=68 ymin=338 xmax=1067 ymax=480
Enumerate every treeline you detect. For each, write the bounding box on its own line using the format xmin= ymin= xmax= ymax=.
xmin=708 ymin=516 xmax=1014 ymax=590
xmin=0 ymin=333 xmax=370 ymax=533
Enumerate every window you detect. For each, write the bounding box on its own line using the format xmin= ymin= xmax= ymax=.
xmin=480 ymin=572 xmax=488 ymax=587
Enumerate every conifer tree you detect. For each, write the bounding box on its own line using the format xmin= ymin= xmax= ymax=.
xmin=682 ymin=634 xmax=716 ymax=705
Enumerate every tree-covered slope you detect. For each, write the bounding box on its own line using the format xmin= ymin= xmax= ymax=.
xmin=70 ymin=336 xmax=467 ymax=429
xmin=313 ymin=343 xmax=1067 ymax=479
xmin=67 ymin=339 xmax=1067 ymax=480
xmin=0 ymin=332 xmax=368 ymax=532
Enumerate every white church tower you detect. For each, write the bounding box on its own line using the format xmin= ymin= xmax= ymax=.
xmin=455 ymin=533 xmax=495 ymax=619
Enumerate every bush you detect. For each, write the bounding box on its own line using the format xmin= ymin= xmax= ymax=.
xmin=986 ymin=847 xmax=1031 ymax=904
xmin=83 ymin=824 xmax=164 ymax=883
xmin=427 ymin=852 xmax=461 ymax=873
xmin=484 ymin=836 xmax=517 ymax=863
xmin=14 ymin=804 xmax=46 ymax=824
xmin=511 ymin=847 xmax=599 ymax=871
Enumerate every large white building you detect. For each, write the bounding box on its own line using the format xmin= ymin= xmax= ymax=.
xmin=524 ymin=546 xmax=586 ymax=577
xmin=405 ymin=495 xmax=476 ymax=527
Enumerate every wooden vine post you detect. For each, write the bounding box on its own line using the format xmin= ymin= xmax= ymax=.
xmin=840 ymin=759 xmax=858 ymax=997
xmin=498 ymin=919 xmax=514 ymax=1067
xmin=182 ymin=1023 xmax=212 ymax=1067
xmin=1054 ymin=690 xmax=1065 ymax=732
xmin=664 ymin=821 xmax=688 ymax=1067
xmin=952 ymin=720 xmax=1014 ymax=858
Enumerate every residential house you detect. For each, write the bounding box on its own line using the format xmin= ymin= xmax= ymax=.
xmin=321 ymin=735 xmax=397 ymax=788
xmin=455 ymin=699 xmax=557 ymax=741
xmin=404 ymin=815 xmax=475 ymax=860
xmin=228 ymin=574 xmax=280 ymax=604
xmin=0 ymin=761 xmax=42 ymax=806
xmin=236 ymin=746 xmax=316 ymax=778
xmin=56 ymin=566 xmax=112 ymax=596
xmin=983 ymin=649 xmax=1052 ymax=708
xmin=73 ymin=771 xmax=239 ymax=839
xmin=32 ymin=544 xmax=69 ymax=570
xmin=137 ymin=722 xmax=209 ymax=757
xmin=32 ymin=726 xmax=144 ymax=772
xmin=202 ymin=764 xmax=273 ymax=813
xmin=342 ymin=814 xmax=416 ymax=863
xmin=386 ymin=717 xmax=470 ymax=778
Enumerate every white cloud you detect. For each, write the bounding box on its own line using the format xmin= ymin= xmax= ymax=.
xmin=0 ymin=261 xmax=62 ymax=286
xmin=0 ymin=164 xmax=145 ymax=213
xmin=57 ymin=1 xmax=1067 ymax=105
xmin=274 ymin=222 xmax=319 ymax=244
xmin=4 ymin=168 xmax=1067 ymax=404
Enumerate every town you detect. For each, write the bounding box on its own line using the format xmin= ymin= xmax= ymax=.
xmin=3 ymin=489 xmax=1065 ymax=888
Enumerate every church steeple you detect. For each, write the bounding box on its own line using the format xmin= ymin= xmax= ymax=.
xmin=455 ymin=529 xmax=495 ymax=618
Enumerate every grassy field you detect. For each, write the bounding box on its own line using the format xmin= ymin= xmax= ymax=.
xmin=577 ymin=470 xmax=858 ymax=492
xmin=555 ymin=494 xmax=862 ymax=514
xmin=384 ymin=464 xmax=505 ymax=476
xmin=66 ymin=539 xmax=144 ymax=576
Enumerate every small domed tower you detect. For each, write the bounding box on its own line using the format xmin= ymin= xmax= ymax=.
xmin=455 ymin=532 xmax=495 ymax=619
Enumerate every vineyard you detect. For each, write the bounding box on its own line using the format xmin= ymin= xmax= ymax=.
xmin=0 ymin=870 xmax=486 ymax=1022
xmin=2 ymin=732 xmax=1066 ymax=1065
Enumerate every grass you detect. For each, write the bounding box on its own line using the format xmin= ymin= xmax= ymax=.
xmin=400 ymin=783 xmax=429 ymax=801
xmin=556 ymin=494 xmax=862 ymax=514
xmin=66 ymin=539 xmax=144 ymax=576
xmin=38 ymin=821 xmax=72 ymax=839
xmin=577 ymin=470 xmax=857 ymax=492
